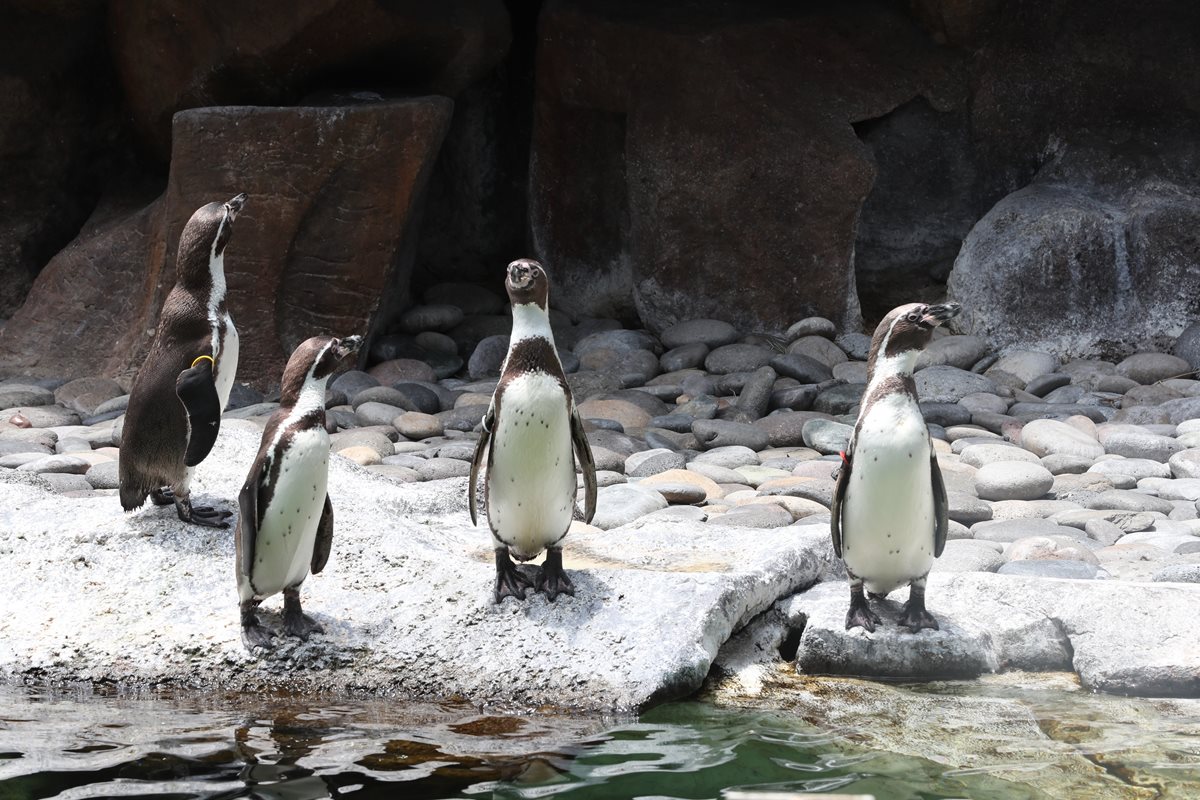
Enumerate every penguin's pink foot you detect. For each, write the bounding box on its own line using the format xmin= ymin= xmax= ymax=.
xmin=494 ymin=549 xmax=533 ymax=603
xmin=537 ymin=548 xmax=575 ymax=601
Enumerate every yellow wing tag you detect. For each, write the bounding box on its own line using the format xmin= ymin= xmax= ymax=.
xmin=191 ymin=355 xmax=215 ymax=369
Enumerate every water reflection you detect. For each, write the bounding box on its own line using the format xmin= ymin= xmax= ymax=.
xmin=1 ymin=682 xmax=1199 ymax=799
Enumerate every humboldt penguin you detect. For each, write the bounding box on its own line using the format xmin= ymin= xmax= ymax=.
xmin=469 ymin=259 xmax=597 ymax=603
xmin=236 ymin=334 xmax=363 ymax=649
xmin=830 ymin=302 xmax=961 ymax=632
xmin=120 ymin=193 xmax=246 ymax=527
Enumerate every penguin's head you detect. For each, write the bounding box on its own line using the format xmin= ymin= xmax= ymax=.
xmin=280 ymin=334 xmax=363 ymax=406
xmin=505 ymin=258 xmax=549 ymax=309
xmin=176 ymin=193 xmax=248 ymax=286
xmin=868 ymin=301 xmax=962 ymax=369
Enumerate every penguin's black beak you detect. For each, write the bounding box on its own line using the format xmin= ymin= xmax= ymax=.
xmin=923 ymin=303 xmax=962 ymax=327
xmin=335 ymin=335 xmax=364 ymax=360
xmin=507 ymin=259 xmax=537 ymax=289
xmin=225 ymin=193 xmax=247 ymax=220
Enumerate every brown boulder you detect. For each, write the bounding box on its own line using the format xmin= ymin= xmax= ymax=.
xmin=109 ymin=0 xmax=510 ymax=159
xmin=529 ymin=1 xmax=958 ymax=334
xmin=0 ymin=100 xmax=453 ymax=388
xmin=0 ymin=192 xmax=167 ymax=379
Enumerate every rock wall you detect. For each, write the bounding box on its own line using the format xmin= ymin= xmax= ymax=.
xmin=1 ymin=0 xmax=1199 ymax=379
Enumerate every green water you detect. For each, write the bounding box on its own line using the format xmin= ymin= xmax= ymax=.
xmin=1 ymin=678 xmax=1197 ymax=799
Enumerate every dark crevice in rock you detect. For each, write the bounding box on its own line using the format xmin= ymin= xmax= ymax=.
xmin=777 ymin=623 xmax=804 ymax=663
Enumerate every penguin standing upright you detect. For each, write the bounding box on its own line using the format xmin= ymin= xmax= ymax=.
xmin=469 ymin=259 xmax=597 ymax=603
xmin=236 ymin=334 xmax=363 ymax=648
xmin=120 ymin=194 xmax=246 ymax=527
xmin=830 ymin=302 xmax=961 ymax=632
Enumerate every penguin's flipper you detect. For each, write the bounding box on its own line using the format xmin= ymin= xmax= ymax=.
xmin=311 ymin=495 xmax=334 ymax=574
xmin=236 ymin=461 xmax=261 ymax=582
xmin=469 ymin=406 xmax=495 ymax=526
xmin=930 ymin=451 xmax=949 ymax=557
xmin=830 ymin=451 xmax=851 ymax=558
xmin=570 ymin=407 xmax=597 ymax=523
xmin=176 ymin=357 xmax=221 ymax=467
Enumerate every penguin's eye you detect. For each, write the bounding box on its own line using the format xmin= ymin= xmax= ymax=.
xmin=905 ymin=312 xmax=921 ymax=323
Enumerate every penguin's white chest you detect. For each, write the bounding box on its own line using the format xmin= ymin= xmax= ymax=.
xmin=246 ymin=426 xmax=329 ymax=599
xmin=841 ymin=392 xmax=936 ymax=594
xmin=213 ymin=313 xmax=238 ymax=411
xmin=486 ymin=372 xmax=575 ymax=559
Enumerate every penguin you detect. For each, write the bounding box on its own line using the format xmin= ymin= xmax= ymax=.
xmin=830 ymin=302 xmax=961 ymax=632
xmin=469 ymin=259 xmax=597 ymax=603
xmin=236 ymin=334 xmax=363 ymax=649
xmin=120 ymin=193 xmax=247 ymax=527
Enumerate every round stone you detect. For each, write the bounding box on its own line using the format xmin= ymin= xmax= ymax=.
xmin=812 ymin=384 xmax=865 ymax=416
xmin=917 ymin=335 xmax=990 ymax=371
xmin=400 ymin=304 xmax=464 ymax=333
xmin=355 ymin=401 xmax=405 ymax=428
xmin=579 ymin=399 xmax=651 ymax=431
xmin=390 ymin=383 xmax=444 ymax=415
xmin=394 ymin=412 xmax=444 ymax=440
xmin=0 ymin=385 xmax=54 ymax=408
xmin=1040 ymin=453 xmax=1095 ymax=475
xmin=710 ymin=503 xmax=794 ymax=528
xmin=467 ymin=335 xmax=510 ymax=380
xmin=985 ymin=351 xmax=1059 ymax=388
xmin=83 ymin=460 xmax=120 ymax=489
xmin=1083 ymin=490 xmax=1175 ymax=514
xmin=15 ymin=454 xmax=90 ymax=475
xmin=647 ymin=482 xmax=707 ymax=505
xmin=1115 ymin=352 xmax=1193 ymax=385
xmin=1087 ymin=459 xmax=1172 ymax=481
xmin=331 ymin=370 xmax=379 ymax=399
xmin=834 ymin=333 xmax=871 ymax=361
xmin=916 ymin=366 xmax=1000 ymax=403
xmin=54 ymin=377 xmax=125 ymax=415
xmin=574 ymin=330 xmax=659 ymax=357
xmin=592 ymin=484 xmax=669 ymax=529
xmin=336 ymin=446 xmax=382 ymax=466
xmin=660 ymin=343 xmax=709 ymax=372
xmin=972 ymin=518 xmax=1082 ymax=543
xmin=1007 ymin=535 xmax=1100 ymax=564
xmin=1102 ymin=430 xmax=1185 ymax=462
xmin=692 ymin=445 xmax=760 ymax=469
xmin=329 ymin=429 xmax=394 ymax=459
xmin=369 ymin=358 xmax=437 ymax=385
xmin=692 ymin=419 xmax=769 ymax=451
xmin=1169 ymin=449 xmax=1200 ymax=479
xmin=416 ymin=457 xmax=471 ymax=480
xmin=997 ymin=560 xmax=1103 ymax=579
xmin=785 ymin=317 xmax=836 ymax=341
xmin=931 ymin=539 xmax=1005 ymax=573
xmin=1082 ymin=518 xmax=1127 ymax=546
xmin=625 ymin=448 xmax=686 ymax=478
xmin=640 ymin=468 xmax=724 ymax=502
xmin=958 ymin=443 xmax=1039 ymax=469
xmin=769 ymin=353 xmax=833 ymax=383
xmin=801 ymin=419 xmax=852 ymax=455
xmin=947 ymin=491 xmax=993 ymax=525
xmin=974 ymin=462 xmax=1053 ymax=501
xmin=660 ymin=319 xmax=740 ymax=350
xmin=1020 ymin=419 xmax=1105 ymax=459
xmin=705 ymin=344 xmax=774 ymax=375
xmin=958 ymin=392 xmax=1009 ymax=415
xmin=686 ymin=461 xmax=747 ymax=485
xmin=786 ymin=336 xmax=848 ymax=368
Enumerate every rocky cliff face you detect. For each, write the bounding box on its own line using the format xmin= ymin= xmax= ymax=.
xmin=0 ymin=0 xmax=1197 ymax=383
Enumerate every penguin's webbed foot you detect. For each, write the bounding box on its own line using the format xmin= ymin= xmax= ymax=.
xmin=536 ymin=548 xmax=574 ymax=602
xmin=494 ymin=549 xmax=533 ymax=603
xmin=150 ymin=487 xmax=174 ymax=506
xmin=845 ymin=603 xmax=882 ymax=632
xmin=240 ymin=600 xmax=274 ymax=651
xmin=283 ymin=589 xmax=324 ymax=640
xmin=175 ymin=498 xmax=233 ymax=528
xmin=900 ymin=601 xmax=940 ymax=633
xmin=242 ymin=622 xmax=275 ymax=650
xmin=845 ymin=584 xmax=881 ymax=632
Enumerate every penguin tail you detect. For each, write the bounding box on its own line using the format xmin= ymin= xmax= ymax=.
xmin=118 ymin=461 xmax=153 ymax=511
